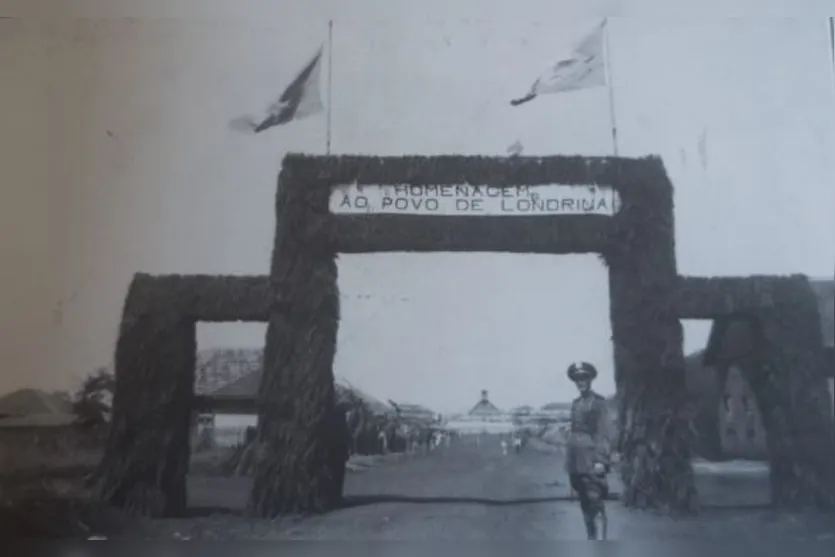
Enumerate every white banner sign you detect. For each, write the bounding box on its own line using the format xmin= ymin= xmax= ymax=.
xmin=329 ymin=184 xmax=619 ymax=216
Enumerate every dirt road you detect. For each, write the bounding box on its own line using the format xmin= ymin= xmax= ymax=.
xmin=188 ymin=437 xmax=583 ymax=539
xmin=172 ymin=437 xmax=834 ymax=540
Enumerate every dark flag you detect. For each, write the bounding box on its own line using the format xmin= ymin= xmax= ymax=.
xmin=506 ymin=140 xmax=524 ymax=156
xmin=229 ymin=47 xmax=324 ymax=134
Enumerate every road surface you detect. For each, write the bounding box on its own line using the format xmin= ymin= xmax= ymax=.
xmin=168 ymin=436 xmax=835 ymax=540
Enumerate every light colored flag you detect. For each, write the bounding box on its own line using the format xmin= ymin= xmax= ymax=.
xmin=229 ymin=46 xmax=325 ymax=134
xmin=511 ymin=21 xmax=607 ymax=106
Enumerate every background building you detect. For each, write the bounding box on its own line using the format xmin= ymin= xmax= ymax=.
xmin=685 ymin=278 xmax=834 ymax=461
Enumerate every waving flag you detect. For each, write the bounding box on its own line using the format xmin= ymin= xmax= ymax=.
xmin=230 ymin=47 xmax=325 ymax=134
xmin=511 ymin=21 xmax=607 ymax=107
xmin=506 ymin=140 xmax=524 ymax=156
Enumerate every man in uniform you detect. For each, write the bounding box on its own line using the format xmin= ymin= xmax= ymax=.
xmin=565 ymin=361 xmax=614 ymax=540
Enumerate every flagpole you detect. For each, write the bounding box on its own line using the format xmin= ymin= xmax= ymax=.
xmin=603 ymin=18 xmax=619 ymax=212
xmin=828 ymin=19 xmax=835 ymax=298
xmin=603 ymin=18 xmax=618 ymax=157
xmin=326 ymin=19 xmax=334 ymax=155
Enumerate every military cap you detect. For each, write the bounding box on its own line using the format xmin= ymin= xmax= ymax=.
xmin=567 ymin=361 xmax=598 ymax=382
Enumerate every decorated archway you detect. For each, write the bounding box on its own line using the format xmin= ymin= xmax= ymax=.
xmin=96 ymin=154 xmax=835 ymax=518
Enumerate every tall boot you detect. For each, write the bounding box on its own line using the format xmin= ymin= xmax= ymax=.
xmin=583 ymin=513 xmax=597 ymax=540
xmin=594 ymin=510 xmax=608 ymax=540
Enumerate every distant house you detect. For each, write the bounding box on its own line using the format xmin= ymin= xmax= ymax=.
xmin=200 ymin=367 xmax=262 ymax=413
xmin=540 ymin=401 xmax=572 ymax=412
xmin=685 ymin=278 xmax=834 ymax=461
xmin=510 ymin=405 xmax=534 ymax=416
xmin=194 ymin=348 xmax=263 ymax=397
xmin=193 ymin=353 xmax=396 ymax=448
xmin=194 ymin=369 xmax=262 ymax=448
xmin=719 ymin=365 xmax=768 ymax=459
xmin=539 ymin=401 xmax=572 ymax=420
xmin=536 ymin=399 xmax=618 ymax=424
xmin=0 ymin=388 xmax=73 ymax=418
xmin=468 ymin=390 xmax=501 ymax=418
xmin=389 ymin=401 xmax=436 ymax=423
xmin=444 ymin=390 xmax=514 ymax=434
xmin=0 ymin=388 xmax=81 ymax=453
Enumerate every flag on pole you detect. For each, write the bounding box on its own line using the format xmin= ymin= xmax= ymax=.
xmin=511 ymin=21 xmax=607 ymax=106
xmin=506 ymin=140 xmax=524 ymax=156
xmin=229 ymin=47 xmax=325 ymax=134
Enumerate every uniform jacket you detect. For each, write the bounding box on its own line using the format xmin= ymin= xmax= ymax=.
xmin=565 ymin=391 xmax=614 ymax=475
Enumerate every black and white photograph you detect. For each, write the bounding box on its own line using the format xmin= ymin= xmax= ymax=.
xmin=1 ymin=0 xmax=834 ymax=541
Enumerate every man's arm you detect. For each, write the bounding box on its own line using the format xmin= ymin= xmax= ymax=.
xmin=593 ymin=399 xmax=615 ymax=471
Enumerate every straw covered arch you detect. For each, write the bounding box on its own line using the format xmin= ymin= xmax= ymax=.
xmin=249 ymin=154 xmax=696 ymax=515
xmin=96 ymin=154 xmax=835 ymax=518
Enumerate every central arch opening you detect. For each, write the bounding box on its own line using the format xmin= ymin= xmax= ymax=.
xmin=334 ymin=252 xmax=615 ymax=502
xmin=336 ymin=252 xmax=615 ymax=412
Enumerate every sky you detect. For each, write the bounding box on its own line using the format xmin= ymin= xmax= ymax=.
xmin=1 ymin=5 xmax=834 ymax=412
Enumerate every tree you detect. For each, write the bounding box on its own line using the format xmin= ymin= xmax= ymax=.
xmin=73 ymin=367 xmax=115 ymax=428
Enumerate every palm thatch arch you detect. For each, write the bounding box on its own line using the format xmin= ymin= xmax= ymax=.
xmin=96 ymin=154 xmax=835 ymax=518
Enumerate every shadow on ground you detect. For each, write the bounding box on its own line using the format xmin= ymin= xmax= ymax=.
xmin=339 ymin=492 xmax=620 ymax=507
xmin=184 ymin=493 xmax=774 ymax=518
